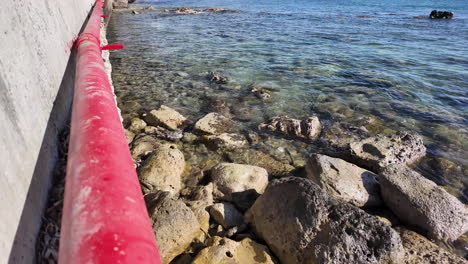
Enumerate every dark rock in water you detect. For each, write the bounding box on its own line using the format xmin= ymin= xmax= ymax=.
xmin=251 ymin=87 xmax=272 ymax=100
xmin=175 ymin=7 xmax=202 ymax=14
xmin=259 ymin=116 xmax=321 ymax=141
xmin=349 ymin=132 xmax=426 ymax=172
xmin=203 ymin=8 xmax=230 ymax=13
xmin=245 ymin=177 xmax=405 ymax=264
xmin=429 ymin=10 xmax=454 ymax=19
xmin=379 ymin=165 xmax=468 ymax=242
xmin=226 ymin=148 xmax=295 ymax=177
xmin=207 ymin=71 xmax=229 ymax=84
xmin=144 ymin=126 xmax=183 ymax=142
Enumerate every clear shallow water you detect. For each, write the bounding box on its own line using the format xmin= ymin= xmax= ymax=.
xmin=108 ymin=0 xmax=468 ymax=200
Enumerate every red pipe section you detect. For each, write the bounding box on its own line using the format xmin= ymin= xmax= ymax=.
xmin=58 ymin=0 xmax=161 ymax=263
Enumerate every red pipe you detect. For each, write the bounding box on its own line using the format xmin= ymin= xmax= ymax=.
xmin=58 ymin=1 xmax=161 ymax=263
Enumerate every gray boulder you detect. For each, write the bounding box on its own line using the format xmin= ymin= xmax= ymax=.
xmin=138 ymin=143 xmax=185 ymax=195
xmin=306 ymin=154 xmax=382 ymax=207
xmin=259 ymin=115 xmax=321 ymax=141
xmin=245 ymin=177 xmax=404 ymax=264
xmin=145 ymin=191 xmax=201 ymax=264
xmin=349 ymin=132 xmax=426 ymax=172
xmin=145 ymin=105 xmax=188 ymax=131
xmin=379 ymin=165 xmax=468 ymax=241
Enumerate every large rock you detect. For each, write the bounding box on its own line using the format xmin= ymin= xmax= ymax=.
xmin=396 ymin=227 xmax=467 ymax=264
xmin=128 ymin=117 xmax=147 ymax=132
xmin=209 ymin=202 xmax=244 ymax=229
xmin=226 ymin=148 xmax=295 ymax=177
xmin=429 ymin=10 xmax=454 ymax=19
xmin=379 ymin=165 xmax=468 ymax=241
xmin=211 ymin=163 xmax=269 ymax=210
xmin=145 ymin=105 xmax=188 ymax=131
xmin=245 ymin=177 xmax=404 ymax=264
xmin=192 ymin=236 xmax=277 ymax=264
xmin=130 ymin=135 xmax=161 ymax=160
xmin=138 ymin=144 xmax=185 ymax=195
xmin=181 ymin=184 xmax=214 ymax=233
xmin=306 ymin=154 xmax=382 ymax=207
xmin=194 ymin=112 xmax=236 ymax=135
xmin=174 ymin=7 xmax=202 ymax=14
xmin=259 ymin=116 xmax=321 ymax=141
xmin=145 ymin=191 xmax=201 ymax=264
xmin=349 ymin=132 xmax=426 ymax=172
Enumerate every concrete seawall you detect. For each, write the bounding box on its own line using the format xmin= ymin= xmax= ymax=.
xmin=0 ymin=1 xmax=95 ymax=262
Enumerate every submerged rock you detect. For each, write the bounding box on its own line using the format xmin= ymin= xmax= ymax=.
xmin=194 ymin=112 xmax=236 ymax=135
xmin=379 ymin=165 xmax=468 ymax=241
xmin=251 ymin=87 xmax=272 ymax=100
xmin=203 ymin=133 xmax=248 ymax=149
xmin=429 ymin=10 xmax=454 ymax=19
xmin=306 ymin=154 xmax=382 ymax=207
xmin=245 ymin=177 xmax=404 ymax=264
xmin=144 ymin=105 xmax=188 ymax=131
xmin=259 ymin=115 xmax=321 ymax=141
xmin=175 ymin=7 xmax=202 ymax=14
xmin=192 ymin=236 xmax=277 ymax=264
xmin=211 ymin=163 xmax=269 ymax=210
xmin=397 ymin=227 xmax=467 ymax=264
xmin=144 ymin=126 xmax=183 ymax=142
xmin=138 ymin=143 xmax=185 ymax=195
xmin=226 ymin=148 xmax=295 ymax=177
xmin=145 ymin=191 xmax=201 ymax=264
xmin=207 ymin=71 xmax=229 ymax=84
xmin=349 ymin=132 xmax=426 ymax=172
xmin=203 ymin=8 xmax=231 ymax=13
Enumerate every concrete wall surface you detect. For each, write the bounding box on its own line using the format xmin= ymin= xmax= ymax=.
xmin=0 ymin=0 xmax=94 ymax=262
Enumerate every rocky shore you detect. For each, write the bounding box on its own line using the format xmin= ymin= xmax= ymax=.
xmin=122 ymin=99 xmax=468 ymax=263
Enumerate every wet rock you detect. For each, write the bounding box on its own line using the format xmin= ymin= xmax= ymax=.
xmin=132 ymin=10 xmax=139 ymax=15
xmin=379 ymin=165 xmax=468 ymax=241
xmin=259 ymin=116 xmax=321 ymax=141
xmin=182 ymin=132 xmax=198 ymax=144
xmin=124 ymin=129 xmax=135 ymax=144
xmin=144 ymin=126 xmax=183 ymax=142
xmin=306 ymin=154 xmax=382 ymax=207
xmin=429 ymin=10 xmax=454 ymax=19
xmin=128 ymin=117 xmax=147 ymax=132
xmin=203 ymin=8 xmax=230 ymax=13
xmin=396 ymin=227 xmax=466 ymax=263
xmin=145 ymin=191 xmax=201 ymax=264
xmin=320 ymin=122 xmax=369 ymax=155
xmin=144 ymin=105 xmax=188 ymax=131
xmin=113 ymin=0 xmax=128 ymax=9
xmin=175 ymin=71 xmax=189 ymax=77
xmin=207 ymin=71 xmax=229 ymax=84
xmin=192 ymin=236 xmax=277 ymax=264
xmin=209 ymin=202 xmax=244 ymax=229
xmin=138 ymin=144 xmax=185 ymax=195
xmin=175 ymin=7 xmax=202 ymax=14
xmin=349 ymin=132 xmax=426 ymax=172
xmin=203 ymin=133 xmax=248 ymax=149
xmin=203 ymin=98 xmax=231 ymax=117
xmin=226 ymin=148 xmax=295 ymax=177
xmin=130 ymin=135 xmax=161 ymax=161
xmin=194 ymin=112 xmax=236 ymax=135
xmin=245 ymin=177 xmax=404 ymax=264
xmin=251 ymin=87 xmax=272 ymax=100
xmin=211 ymin=163 xmax=269 ymax=210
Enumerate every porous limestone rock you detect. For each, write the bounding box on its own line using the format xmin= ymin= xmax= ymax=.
xmin=194 ymin=112 xmax=236 ymax=135
xmin=349 ymin=132 xmax=426 ymax=172
xmin=245 ymin=177 xmax=404 ymax=264
xmin=145 ymin=191 xmax=201 ymax=264
xmin=145 ymin=105 xmax=188 ymax=131
xmin=203 ymin=133 xmax=248 ymax=149
xmin=209 ymin=202 xmax=244 ymax=229
xmin=138 ymin=143 xmax=185 ymax=195
xmin=379 ymin=165 xmax=468 ymax=241
xmin=192 ymin=236 xmax=277 ymax=264
xmin=211 ymin=163 xmax=268 ymax=210
xmin=306 ymin=154 xmax=382 ymax=207
xmin=128 ymin=117 xmax=147 ymax=132
xmin=259 ymin=115 xmax=321 ymax=141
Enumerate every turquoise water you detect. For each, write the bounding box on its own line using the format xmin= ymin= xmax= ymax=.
xmin=108 ymin=0 xmax=467 ymax=199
